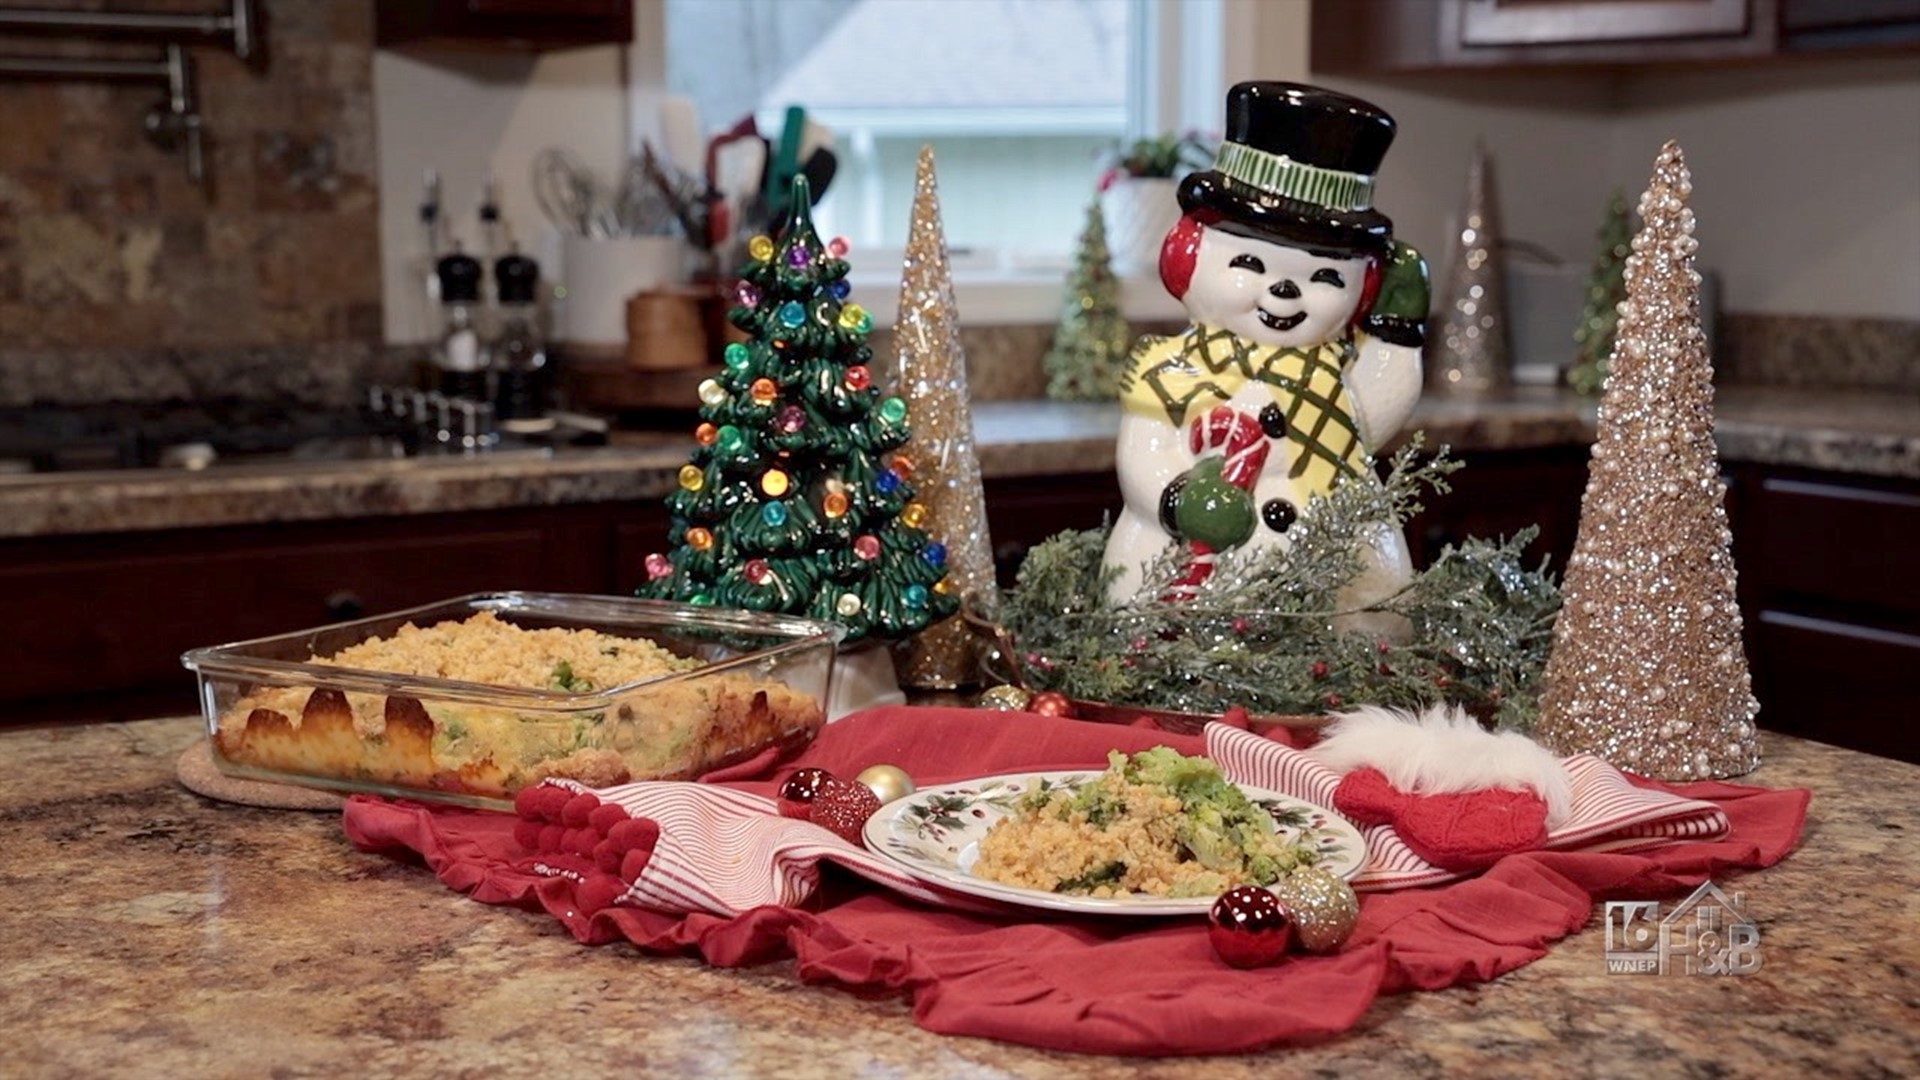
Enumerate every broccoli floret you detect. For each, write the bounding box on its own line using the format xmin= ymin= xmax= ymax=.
xmin=1057 ymin=861 xmax=1126 ymax=893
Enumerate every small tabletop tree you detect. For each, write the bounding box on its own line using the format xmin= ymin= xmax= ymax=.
xmin=638 ymin=177 xmax=956 ymax=642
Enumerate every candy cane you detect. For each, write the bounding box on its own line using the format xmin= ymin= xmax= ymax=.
xmin=1166 ymin=406 xmax=1273 ymax=602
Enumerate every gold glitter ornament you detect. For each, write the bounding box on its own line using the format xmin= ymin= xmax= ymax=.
xmin=1273 ymin=866 xmax=1359 ymax=954
xmin=976 ymin=685 xmax=1032 ymax=711
xmin=677 ymin=464 xmax=703 ymax=492
xmin=855 ymin=764 xmax=914 ymax=803
xmin=761 ymin=468 xmax=791 ymax=497
xmin=1535 ymin=142 xmax=1760 ymax=781
xmin=748 ymin=235 xmax=774 ymax=262
xmin=1430 ymin=143 xmax=1511 ymax=395
xmin=872 ymin=147 xmax=999 ymax=690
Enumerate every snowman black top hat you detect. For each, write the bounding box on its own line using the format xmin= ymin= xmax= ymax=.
xmin=1180 ymin=82 xmax=1398 ymax=257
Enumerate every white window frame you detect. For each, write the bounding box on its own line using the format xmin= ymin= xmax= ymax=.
xmin=634 ymin=0 xmax=1254 ymax=327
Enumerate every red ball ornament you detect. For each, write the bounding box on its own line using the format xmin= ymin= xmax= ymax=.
xmin=853 ymin=534 xmax=881 ymax=561
xmin=828 ymin=236 xmax=850 ymax=257
xmin=845 ymin=365 xmax=871 ymax=391
xmin=809 ymin=777 xmax=883 ymax=845
xmin=778 ymin=767 xmax=836 ymax=819
xmin=744 ymin=558 xmax=772 ymax=585
xmin=1029 ymin=691 xmax=1075 ymax=718
xmin=1311 ymin=660 xmax=1329 ymax=680
xmin=1209 ymin=886 xmax=1296 ymax=969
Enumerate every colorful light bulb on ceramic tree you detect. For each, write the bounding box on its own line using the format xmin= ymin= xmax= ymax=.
xmin=1102 ymin=83 xmax=1430 ymax=640
xmin=637 ymin=176 xmax=954 ymax=642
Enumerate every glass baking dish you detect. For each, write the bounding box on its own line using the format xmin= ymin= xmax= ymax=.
xmin=182 ymin=592 xmax=844 ymax=809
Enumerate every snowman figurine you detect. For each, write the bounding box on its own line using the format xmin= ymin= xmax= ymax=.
xmin=1104 ymin=83 xmax=1430 ymax=637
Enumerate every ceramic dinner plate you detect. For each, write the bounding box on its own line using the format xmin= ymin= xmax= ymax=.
xmin=861 ymin=770 xmax=1366 ymax=916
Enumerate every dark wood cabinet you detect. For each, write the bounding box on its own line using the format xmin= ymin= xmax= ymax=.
xmin=1401 ymin=446 xmax=1589 ymax=573
xmin=375 ymin=0 xmax=634 ymax=52
xmin=982 ymin=473 xmax=1124 ymax=587
xmin=0 ymin=501 xmax=668 ymax=725
xmin=1726 ymin=465 xmax=1920 ymax=762
xmin=1313 ymin=0 xmax=1917 ymax=72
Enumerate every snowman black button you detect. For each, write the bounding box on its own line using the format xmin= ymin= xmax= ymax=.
xmin=1261 ymin=498 xmax=1297 ymax=533
xmin=1258 ymin=403 xmax=1288 ymax=440
xmin=1159 ymin=475 xmax=1189 ymax=538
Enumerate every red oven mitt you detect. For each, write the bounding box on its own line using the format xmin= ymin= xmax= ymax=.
xmin=1333 ymin=766 xmax=1551 ymax=872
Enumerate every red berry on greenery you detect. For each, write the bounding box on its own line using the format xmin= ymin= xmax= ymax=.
xmin=1232 ymin=618 xmax=1251 ymax=635
xmin=1376 ymin=640 xmax=1391 ymax=655
xmin=1209 ymin=886 xmax=1295 ymax=969
xmin=1325 ymin=693 xmax=1343 ymax=708
xmin=1311 ymin=661 xmax=1329 ymax=680
xmin=809 ymin=778 xmax=883 ymax=845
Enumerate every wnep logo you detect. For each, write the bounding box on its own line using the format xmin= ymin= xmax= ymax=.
xmin=1604 ymin=881 xmax=1762 ymax=975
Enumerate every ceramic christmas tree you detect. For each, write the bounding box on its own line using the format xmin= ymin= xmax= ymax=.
xmin=1103 ymin=82 xmax=1430 ymax=637
xmin=1044 ymin=197 xmax=1134 ymax=402
xmin=880 ymin=146 xmax=997 ymax=688
xmin=1430 ymin=143 xmax=1511 ymax=395
xmin=1535 ymin=142 xmax=1760 ymax=780
xmin=639 ymin=176 xmax=957 ymax=710
xmin=1567 ymin=190 xmax=1632 ymax=396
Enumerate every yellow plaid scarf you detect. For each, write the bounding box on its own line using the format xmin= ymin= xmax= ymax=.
xmin=1118 ymin=325 xmax=1369 ymax=497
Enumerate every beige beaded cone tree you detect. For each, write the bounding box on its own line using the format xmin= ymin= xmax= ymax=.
xmin=1535 ymin=141 xmax=1760 ymax=780
xmin=881 ymin=146 xmax=997 ymax=688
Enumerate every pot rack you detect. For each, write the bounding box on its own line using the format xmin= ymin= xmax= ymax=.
xmin=0 ymin=0 xmax=263 ymax=184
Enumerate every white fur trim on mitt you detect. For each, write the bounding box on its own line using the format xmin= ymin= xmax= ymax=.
xmin=1309 ymin=704 xmax=1573 ymax=828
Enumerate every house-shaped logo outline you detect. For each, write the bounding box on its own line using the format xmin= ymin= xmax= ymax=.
xmin=1660 ymin=880 xmax=1759 ymax=975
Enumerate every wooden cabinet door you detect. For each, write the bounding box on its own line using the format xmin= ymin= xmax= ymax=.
xmin=0 ymin=503 xmax=635 ymax=723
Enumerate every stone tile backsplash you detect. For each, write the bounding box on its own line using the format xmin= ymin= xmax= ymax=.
xmin=0 ymin=1 xmax=378 ymax=391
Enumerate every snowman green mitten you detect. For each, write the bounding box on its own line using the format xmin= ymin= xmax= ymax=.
xmin=1172 ymin=456 xmax=1256 ymax=551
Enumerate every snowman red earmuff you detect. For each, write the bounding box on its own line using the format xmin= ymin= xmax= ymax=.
xmin=1158 ymin=213 xmax=1210 ymax=300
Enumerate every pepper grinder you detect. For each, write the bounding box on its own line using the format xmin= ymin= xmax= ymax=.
xmin=434 ymin=247 xmax=488 ymax=401
xmin=492 ymin=250 xmax=551 ymax=431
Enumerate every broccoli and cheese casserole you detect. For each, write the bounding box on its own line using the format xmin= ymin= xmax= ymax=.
xmin=212 ymin=610 xmax=825 ymax=801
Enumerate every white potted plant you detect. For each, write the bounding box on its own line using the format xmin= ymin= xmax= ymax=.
xmin=1098 ymin=132 xmax=1214 ymax=276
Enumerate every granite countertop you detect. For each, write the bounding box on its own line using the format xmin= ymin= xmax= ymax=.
xmin=3 ymin=386 xmax=1916 ymax=540
xmin=1 ymin=717 xmax=1913 ymax=1077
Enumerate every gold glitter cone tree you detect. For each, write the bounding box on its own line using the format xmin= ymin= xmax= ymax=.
xmin=1044 ymin=196 xmax=1133 ymax=402
xmin=1536 ymin=142 xmax=1760 ymax=780
xmin=1430 ymin=143 xmax=1511 ymax=394
xmin=879 ymin=146 xmax=998 ymax=687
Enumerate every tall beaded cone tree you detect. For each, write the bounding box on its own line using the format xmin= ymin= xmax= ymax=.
xmin=1535 ymin=142 xmax=1760 ymax=780
xmin=1043 ymin=196 xmax=1133 ymax=402
xmin=638 ymin=176 xmax=957 ymax=642
xmin=1567 ymin=190 xmax=1633 ymax=397
xmin=878 ymin=147 xmax=998 ymax=688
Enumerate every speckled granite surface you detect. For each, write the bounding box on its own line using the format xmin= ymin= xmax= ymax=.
xmin=0 ymin=716 xmax=1912 ymax=1078
xmin=4 ymin=387 xmax=1917 ymax=539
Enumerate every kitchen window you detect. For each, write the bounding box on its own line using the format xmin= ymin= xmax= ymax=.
xmin=663 ymin=0 xmax=1226 ymax=323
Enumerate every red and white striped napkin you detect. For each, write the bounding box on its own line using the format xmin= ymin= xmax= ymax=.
xmin=1205 ymin=723 xmax=1731 ymax=891
xmin=515 ymin=721 xmax=1732 ymax=915
xmin=522 ymin=778 xmax=993 ymax=915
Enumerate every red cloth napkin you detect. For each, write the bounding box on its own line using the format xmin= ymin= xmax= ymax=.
xmin=343 ymin=706 xmax=1810 ymax=1057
